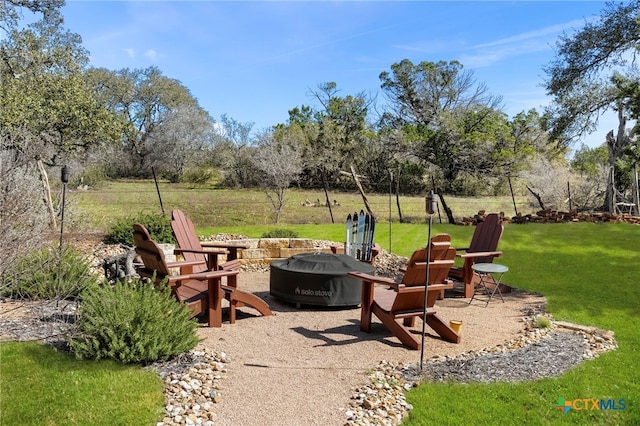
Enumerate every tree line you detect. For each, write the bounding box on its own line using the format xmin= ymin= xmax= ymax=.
xmin=2 ymin=1 xmax=640 ymax=238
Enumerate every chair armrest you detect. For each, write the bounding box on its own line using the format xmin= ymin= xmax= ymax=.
xmin=457 ymin=251 xmax=502 ymax=259
xmin=200 ymin=242 xmax=249 ymax=260
xmin=170 ymin=268 xmax=239 ymax=283
xmin=174 ymin=247 xmax=226 ymax=255
xmin=348 ymin=271 xmax=395 ymax=286
xmin=166 ymin=259 xmax=207 ymax=269
xmin=201 ymin=242 xmax=250 ymax=249
xmin=394 ymin=282 xmax=453 ymax=294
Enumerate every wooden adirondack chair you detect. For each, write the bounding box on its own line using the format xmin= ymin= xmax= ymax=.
xmin=134 ymin=224 xmax=272 ymax=326
xmin=133 ymin=223 xmax=234 ymax=327
xmin=450 ymin=213 xmax=504 ymax=298
xmin=169 ymin=210 xmax=273 ymax=322
xmin=348 ymin=239 xmax=460 ymax=350
xmin=171 ymin=209 xmax=250 ymax=288
xmin=401 ymin=233 xmax=452 ymax=300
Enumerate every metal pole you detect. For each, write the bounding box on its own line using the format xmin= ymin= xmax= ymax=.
xmin=58 ymin=165 xmax=69 ymax=302
xmin=419 ymin=191 xmax=437 ymax=372
xmin=389 ymin=170 xmax=393 ymax=253
xmin=152 ymin=167 xmax=165 ymax=215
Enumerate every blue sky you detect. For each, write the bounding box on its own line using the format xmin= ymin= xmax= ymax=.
xmin=61 ymin=1 xmax=614 ymax=149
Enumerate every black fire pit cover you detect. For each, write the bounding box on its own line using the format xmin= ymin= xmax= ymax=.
xmin=270 ymin=252 xmax=376 ymax=307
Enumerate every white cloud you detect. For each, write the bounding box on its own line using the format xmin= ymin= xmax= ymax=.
xmin=144 ymin=49 xmax=157 ymax=60
xmin=473 ymin=19 xmax=587 ymax=50
xmin=123 ymin=48 xmax=135 ymax=59
xmin=462 ymin=18 xmax=594 ymax=69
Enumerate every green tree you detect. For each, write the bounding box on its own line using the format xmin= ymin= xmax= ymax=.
xmin=86 ymin=66 xmax=202 ymax=177
xmin=379 ymin=59 xmax=509 ymax=193
xmin=1 ymin=12 xmax=122 ymax=167
xmin=0 ymin=0 xmax=64 ymax=34
xmin=1 ymin=0 xmax=123 ymax=241
xmin=278 ymin=83 xmax=375 ymax=220
xmin=543 ymin=1 xmax=640 ymax=211
xmin=0 ymin=0 xmax=120 ymax=278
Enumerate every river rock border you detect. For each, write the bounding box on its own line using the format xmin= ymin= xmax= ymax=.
xmin=343 ymin=312 xmax=617 ymax=426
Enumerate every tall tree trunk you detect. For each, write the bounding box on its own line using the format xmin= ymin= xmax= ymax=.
xmin=508 ymin=176 xmax=519 ymax=216
xmin=437 ymin=193 xmax=456 ymax=224
xmin=37 ymin=160 xmax=56 ymax=230
xmin=633 ymin=161 xmax=639 ymax=216
xmin=395 ymin=167 xmax=403 ymax=223
xmin=604 ymin=105 xmax=630 ymax=212
xmin=431 ymin=176 xmax=442 ymax=223
xmin=526 ymin=185 xmax=546 ymax=210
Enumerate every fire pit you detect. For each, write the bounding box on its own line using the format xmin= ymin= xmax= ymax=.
xmin=270 ymin=252 xmax=376 ymax=307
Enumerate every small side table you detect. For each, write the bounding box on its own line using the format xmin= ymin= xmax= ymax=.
xmin=469 ymin=263 xmax=508 ymax=307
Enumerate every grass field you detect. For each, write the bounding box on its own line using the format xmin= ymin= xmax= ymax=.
xmin=68 ymin=179 xmax=537 ymax=232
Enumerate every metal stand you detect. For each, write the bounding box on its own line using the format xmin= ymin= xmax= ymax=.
xmin=419 ymin=191 xmax=437 ymax=372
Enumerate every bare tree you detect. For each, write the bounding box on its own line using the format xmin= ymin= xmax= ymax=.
xmin=253 ymin=132 xmax=302 ymax=223
xmin=0 ymin=151 xmax=49 ymax=280
xmin=521 ymin=157 xmax=571 ymax=210
xmin=521 ymin=157 xmax=607 ymax=212
xmin=149 ymin=105 xmax=216 ymax=181
xmin=217 ymin=114 xmax=255 ymax=187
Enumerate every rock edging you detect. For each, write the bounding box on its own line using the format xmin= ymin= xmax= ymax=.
xmin=343 ymin=314 xmax=617 ymax=426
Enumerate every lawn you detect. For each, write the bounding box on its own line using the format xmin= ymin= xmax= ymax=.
xmin=0 ymin=341 xmax=164 ymax=425
xmin=399 ymin=221 xmax=640 ymax=425
xmin=2 ymin=181 xmax=639 ymax=425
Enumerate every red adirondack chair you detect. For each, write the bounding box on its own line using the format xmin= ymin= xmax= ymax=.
xmin=134 ymin=223 xmax=272 ymax=326
xmin=170 ymin=209 xmax=250 ymax=288
xmin=449 ymin=213 xmax=504 ymax=298
xmin=348 ymin=238 xmax=460 ymax=350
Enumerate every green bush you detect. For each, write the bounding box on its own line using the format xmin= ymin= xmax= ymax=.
xmin=261 ymin=228 xmax=299 ymax=238
xmin=72 ymin=164 xmax=109 ymax=188
xmin=533 ymin=315 xmax=552 ymax=329
xmin=107 ymin=212 xmax=175 ymax=246
xmin=71 ymin=277 xmax=200 ymax=364
xmin=179 ymin=167 xmax=217 ymax=184
xmin=1 ymin=245 xmax=99 ymax=300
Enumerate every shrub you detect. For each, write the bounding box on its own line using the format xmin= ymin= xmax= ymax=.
xmin=1 ymin=244 xmax=99 ymax=300
xmin=70 ymin=277 xmax=200 ymax=364
xmin=261 ymin=228 xmax=299 ymax=238
xmin=179 ymin=167 xmax=217 ymax=184
xmin=107 ymin=212 xmax=175 ymax=246
xmin=0 ymin=159 xmax=49 ymax=279
xmin=73 ymin=164 xmax=109 ymax=188
xmin=533 ymin=315 xmax=552 ymax=329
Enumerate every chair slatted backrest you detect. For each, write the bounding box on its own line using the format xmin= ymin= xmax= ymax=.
xmin=467 ymin=213 xmax=504 ymax=263
xmin=171 ymin=209 xmax=208 ymax=273
xmin=402 ymin=235 xmax=454 ymax=286
xmin=401 ymin=252 xmax=455 ymax=286
xmin=391 ymin=258 xmax=455 ymax=313
xmin=133 ymin=223 xmax=171 ymax=279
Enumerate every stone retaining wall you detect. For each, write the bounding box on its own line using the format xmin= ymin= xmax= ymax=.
xmin=216 ymin=238 xmax=334 ymax=265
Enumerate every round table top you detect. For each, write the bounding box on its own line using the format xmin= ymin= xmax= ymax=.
xmin=472 ymin=262 xmax=508 ymax=274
